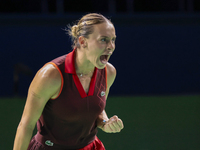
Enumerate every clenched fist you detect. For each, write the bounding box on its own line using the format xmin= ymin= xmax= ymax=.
xmin=102 ymin=115 xmax=124 ymax=133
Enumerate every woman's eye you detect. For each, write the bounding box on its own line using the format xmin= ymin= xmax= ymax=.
xmin=101 ymin=38 xmax=106 ymax=42
xmin=112 ymin=38 xmax=116 ymax=42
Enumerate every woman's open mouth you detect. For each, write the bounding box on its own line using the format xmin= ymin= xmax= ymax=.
xmin=100 ymin=55 xmax=109 ymax=64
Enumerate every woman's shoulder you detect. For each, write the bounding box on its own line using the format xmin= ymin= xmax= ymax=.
xmin=35 ymin=63 xmax=62 ymax=87
xmin=106 ymin=62 xmax=116 ymax=88
xmin=30 ymin=63 xmax=62 ymax=99
xmin=106 ymin=62 xmax=116 ymax=76
xmin=39 ymin=63 xmax=61 ymax=77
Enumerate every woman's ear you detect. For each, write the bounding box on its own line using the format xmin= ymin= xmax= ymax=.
xmin=78 ymin=36 xmax=87 ymax=48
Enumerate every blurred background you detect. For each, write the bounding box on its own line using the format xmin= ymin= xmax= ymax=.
xmin=0 ymin=0 xmax=200 ymax=149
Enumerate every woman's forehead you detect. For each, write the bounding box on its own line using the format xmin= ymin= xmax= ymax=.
xmin=92 ymin=22 xmax=116 ymax=37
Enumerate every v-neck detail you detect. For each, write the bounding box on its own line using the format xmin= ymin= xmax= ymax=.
xmin=65 ymin=49 xmax=97 ymax=98
xmin=73 ymin=68 xmax=97 ymax=98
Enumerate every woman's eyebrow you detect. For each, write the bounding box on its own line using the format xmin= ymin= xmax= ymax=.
xmin=100 ymin=35 xmax=117 ymax=39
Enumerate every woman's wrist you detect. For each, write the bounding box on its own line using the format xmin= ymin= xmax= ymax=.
xmin=98 ymin=119 xmax=108 ymax=130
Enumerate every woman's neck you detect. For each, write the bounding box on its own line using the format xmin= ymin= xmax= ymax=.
xmin=75 ymin=49 xmax=95 ymax=77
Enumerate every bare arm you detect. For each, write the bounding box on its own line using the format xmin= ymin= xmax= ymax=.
xmin=97 ymin=63 xmax=124 ymax=133
xmin=13 ymin=64 xmax=61 ymax=150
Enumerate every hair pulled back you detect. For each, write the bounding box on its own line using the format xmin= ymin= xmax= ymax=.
xmin=67 ymin=13 xmax=113 ymax=49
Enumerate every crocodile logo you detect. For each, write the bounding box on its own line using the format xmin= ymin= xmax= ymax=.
xmin=45 ymin=140 xmax=54 ymax=146
xmin=101 ymin=91 xmax=105 ymax=97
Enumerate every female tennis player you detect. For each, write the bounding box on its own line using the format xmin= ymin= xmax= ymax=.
xmin=13 ymin=13 xmax=124 ymax=150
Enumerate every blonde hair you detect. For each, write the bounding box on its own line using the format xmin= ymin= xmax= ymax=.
xmin=67 ymin=13 xmax=113 ymax=49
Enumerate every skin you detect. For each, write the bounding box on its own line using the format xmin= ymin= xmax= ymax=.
xmin=13 ymin=21 xmax=123 ymax=150
xmin=76 ymin=22 xmax=124 ymax=132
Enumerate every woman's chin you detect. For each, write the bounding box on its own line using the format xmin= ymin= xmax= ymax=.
xmin=96 ymin=62 xmax=107 ymax=69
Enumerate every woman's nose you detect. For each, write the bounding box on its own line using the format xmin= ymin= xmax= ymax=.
xmin=107 ymin=41 xmax=115 ymax=51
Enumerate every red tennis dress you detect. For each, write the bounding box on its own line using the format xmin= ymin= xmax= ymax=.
xmin=28 ymin=49 xmax=107 ymax=150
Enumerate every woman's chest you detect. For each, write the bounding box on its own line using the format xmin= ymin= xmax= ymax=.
xmin=78 ymin=76 xmax=91 ymax=94
xmin=47 ymin=72 xmax=107 ymax=121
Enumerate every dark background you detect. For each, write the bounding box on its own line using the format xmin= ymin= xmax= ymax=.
xmin=0 ymin=0 xmax=200 ymax=149
xmin=0 ymin=0 xmax=200 ymax=97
